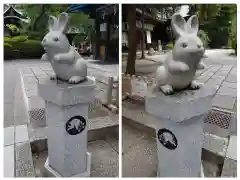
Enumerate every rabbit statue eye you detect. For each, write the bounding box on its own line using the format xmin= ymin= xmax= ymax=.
xmin=181 ymin=43 xmax=188 ymax=48
xmin=53 ymin=37 xmax=59 ymax=42
xmin=197 ymin=44 xmax=202 ymax=48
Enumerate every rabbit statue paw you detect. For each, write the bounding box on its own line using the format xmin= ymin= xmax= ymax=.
xmin=155 ymin=13 xmax=205 ymax=95
xmin=189 ymin=80 xmax=202 ymax=90
xmin=50 ymin=73 xmax=57 ymax=80
xmin=69 ymin=76 xmax=86 ymax=84
xmin=160 ymin=84 xmax=174 ymax=95
xmin=41 ymin=12 xmax=87 ymax=84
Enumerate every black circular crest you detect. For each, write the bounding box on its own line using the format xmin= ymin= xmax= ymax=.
xmin=65 ymin=116 xmax=86 ymax=135
xmin=157 ymin=128 xmax=178 ymax=150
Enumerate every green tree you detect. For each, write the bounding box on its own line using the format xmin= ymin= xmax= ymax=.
xmin=190 ymin=4 xmax=236 ymax=49
xmin=15 ymin=4 xmax=94 ymax=42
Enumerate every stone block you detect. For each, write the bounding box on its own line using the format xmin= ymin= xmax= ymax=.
xmin=38 ymin=77 xmax=95 ymax=106
xmin=155 ymin=115 xmax=205 ymax=177
xmin=146 ymin=85 xmax=217 ymax=122
xmin=38 ymin=76 xmax=95 ymax=177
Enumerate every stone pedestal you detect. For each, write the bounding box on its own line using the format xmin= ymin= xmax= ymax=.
xmin=145 ymin=85 xmax=217 ymax=177
xmin=38 ymin=77 xmax=95 ymax=177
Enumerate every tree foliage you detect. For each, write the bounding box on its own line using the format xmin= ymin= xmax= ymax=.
xmin=191 ymin=4 xmax=237 ymax=49
xmin=14 ymin=4 xmax=94 ymax=41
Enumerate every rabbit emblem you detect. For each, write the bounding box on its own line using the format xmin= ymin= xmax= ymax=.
xmin=41 ymin=12 xmax=87 ymax=84
xmin=155 ymin=13 xmax=206 ymax=95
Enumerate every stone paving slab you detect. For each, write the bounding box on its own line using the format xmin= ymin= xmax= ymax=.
xmin=217 ymin=86 xmax=237 ymax=98
xmin=4 ymin=103 xmax=14 ymax=127
xmin=212 ymin=95 xmax=236 ymax=110
xmin=122 ymin=133 xmax=157 ymax=177
xmin=88 ymin=140 xmax=119 ymax=177
xmin=15 ymin=125 xmax=29 ymax=144
xmin=15 ymin=142 xmax=35 ymax=177
xmin=225 ymin=74 xmax=237 ymax=83
xmin=4 ymin=124 xmax=35 ymax=178
xmin=4 ymin=126 xmax=15 ymax=146
xmin=4 ymin=145 xmax=15 ymax=177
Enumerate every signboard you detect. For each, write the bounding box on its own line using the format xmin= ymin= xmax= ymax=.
xmin=146 ymin=31 xmax=151 ymax=44
xmin=65 ymin=116 xmax=86 ymax=135
xmin=100 ymin=23 xmax=107 ymax=32
xmin=136 ymin=21 xmax=154 ymax=31
xmin=157 ymin=128 xmax=178 ymax=150
xmin=122 ymin=22 xmax=154 ymax=31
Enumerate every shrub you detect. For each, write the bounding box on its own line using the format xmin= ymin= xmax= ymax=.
xmin=4 ymin=43 xmax=12 ymax=48
xmin=6 ymin=24 xmax=20 ymax=37
xmin=198 ymin=29 xmax=210 ymax=48
xmin=166 ymin=43 xmax=174 ymax=49
xmin=11 ymin=36 xmax=28 ymax=42
xmin=4 ymin=37 xmax=44 ymax=59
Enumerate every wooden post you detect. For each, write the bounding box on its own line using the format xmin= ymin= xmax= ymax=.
xmin=106 ymin=76 xmax=114 ymax=105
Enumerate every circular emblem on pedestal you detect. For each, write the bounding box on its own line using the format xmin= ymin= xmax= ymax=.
xmin=157 ymin=128 xmax=178 ymax=150
xmin=65 ymin=116 xmax=86 ymax=135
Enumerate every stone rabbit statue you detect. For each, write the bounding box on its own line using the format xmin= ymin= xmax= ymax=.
xmin=155 ymin=13 xmax=206 ymax=95
xmin=41 ymin=12 xmax=87 ymax=84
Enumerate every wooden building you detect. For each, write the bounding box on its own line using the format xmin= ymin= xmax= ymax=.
xmin=67 ymin=4 xmax=119 ymax=63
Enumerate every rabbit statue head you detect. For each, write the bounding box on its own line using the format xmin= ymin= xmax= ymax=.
xmin=42 ymin=12 xmax=70 ymax=56
xmin=171 ymin=13 xmax=205 ymax=65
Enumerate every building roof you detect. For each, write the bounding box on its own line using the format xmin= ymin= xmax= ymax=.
xmin=66 ymin=4 xmax=117 ymax=18
xmin=4 ymin=4 xmax=30 ymax=23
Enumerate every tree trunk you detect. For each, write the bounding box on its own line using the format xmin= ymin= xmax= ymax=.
xmin=140 ymin=5 xmax=145 ymax=59
xmin=126 ymin=4 xmax=137 ymax=75
xmin=32 ymin=5 xmax=46 ymax=31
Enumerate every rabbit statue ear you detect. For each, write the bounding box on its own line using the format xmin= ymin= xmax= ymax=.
xmin=58 ymin=12 xmax=69 ymax=32
xmin=186 ymin=15 xmax=199 ymax=35
xmin=171 ymin=13 xmax=187 ymax=38
xmin=48 ymin=16 xmax=58 ymax=31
